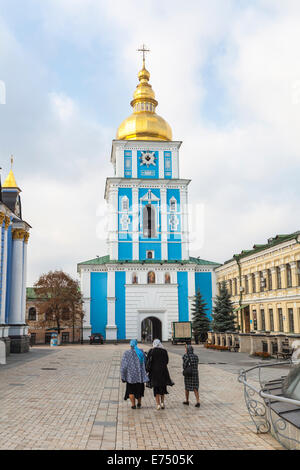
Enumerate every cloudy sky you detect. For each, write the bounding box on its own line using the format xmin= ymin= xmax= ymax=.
xmin=1 ymin=0 xmax=300 ymax=285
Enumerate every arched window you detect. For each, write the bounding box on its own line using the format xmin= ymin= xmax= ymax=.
xmin=132 ymin=273 xmax=138 ymax=284
xmin=165 ymin=273 xmax=171 ymax=284
xmin=147 ymin=271 xmax=155 ymax=284
xmin=28 ymin=307 xmax=36 ymax=321
xmin=143 ymin=204 xmax=156 ymax=238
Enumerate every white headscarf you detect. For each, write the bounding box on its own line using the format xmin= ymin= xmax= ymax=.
xmin=153 ymin=339 xmax=163 ymax=348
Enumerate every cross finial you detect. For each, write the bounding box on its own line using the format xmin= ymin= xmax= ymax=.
xmin=137 ymin=44 xmax=150 ymax=67
xmin=10 ymin=154 xmax=14 ymax=169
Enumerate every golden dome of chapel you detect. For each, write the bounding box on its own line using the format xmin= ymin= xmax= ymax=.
xmin=116 ymin=60 xmax=172 ymax=141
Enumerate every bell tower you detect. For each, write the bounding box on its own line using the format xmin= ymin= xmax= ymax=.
xmin=105 ymin=48 xmax=190 ymax=262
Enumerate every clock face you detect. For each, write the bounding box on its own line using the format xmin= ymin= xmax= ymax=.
xmin=140 ymin=151 xmax=156 ymax=167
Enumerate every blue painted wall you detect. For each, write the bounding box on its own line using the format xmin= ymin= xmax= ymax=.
xmin=118 ymin=242 xmax=133 ymax=261
xmin=168 ymin=243 xmax=182 ymax=261
xmin=177 ymin=272 xmax=189 ymax=321
xmin=115 ymin=272 xmax=126 ymax=340
xmin=137 ymin=150 xmax=159 ymax=179
xmin=139 ymin=242 xmax=162 ymax=261
xmin=195 ymin=272 xmax=213 ymax=321
xmin=91 ymin=273 xmax=107 ymax=337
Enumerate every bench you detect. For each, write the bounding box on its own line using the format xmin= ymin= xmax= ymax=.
xmin=276 ymin=345 xmax=293 ymax=360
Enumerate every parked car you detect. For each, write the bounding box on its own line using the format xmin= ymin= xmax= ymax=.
xmin=89 ymin=333 xmax=104 ymax=344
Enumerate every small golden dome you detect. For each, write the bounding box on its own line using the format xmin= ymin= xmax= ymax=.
xmin=117 ymin=61 xmax=172 ymax=141
xmin=3 ymin=156 xmax=18 ymax=188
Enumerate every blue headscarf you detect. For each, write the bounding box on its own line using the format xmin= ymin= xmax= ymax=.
xmin=130 ymin=339 xmax=144 ymax=364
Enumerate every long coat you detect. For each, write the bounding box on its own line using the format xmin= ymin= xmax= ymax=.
xmin=182 ymin=352 xmax=199 ymax=391
xmin=146 ymin=348 xmax=173 ymax=388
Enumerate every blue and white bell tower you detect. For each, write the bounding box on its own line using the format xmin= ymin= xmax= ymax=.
xmin=78 ymin=51 xmax=219 ymax=342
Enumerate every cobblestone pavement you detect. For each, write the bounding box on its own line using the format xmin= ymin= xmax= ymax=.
xmin=0 ymin=344 xmax=284 ymax=450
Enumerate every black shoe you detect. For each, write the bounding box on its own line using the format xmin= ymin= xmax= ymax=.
xmin=131 ymin=405 xmax=136 ymax=409
xmin=195 ymin=403 xmax=200 ymax=408
xmin=137 ymin=403 xmax=141 ymax=408
xmin=183 ymin=401 xmax=189 ymax=406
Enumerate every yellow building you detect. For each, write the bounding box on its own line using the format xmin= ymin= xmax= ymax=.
xmin=215 ymin=232 xmax=300 ymax=341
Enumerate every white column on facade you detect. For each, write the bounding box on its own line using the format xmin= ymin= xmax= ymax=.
xmin=0 ymin=217 xmax=10 ymax=324
xmin=81 ymin=269 xmax=92 ymax=340
xmin=159 ymin=150 xmax=164 ymax=178
xmin=21 ymin=232 xmax=29 ymax=332
xmin=108 ymin=187 xmax=118 ymax=260
xmin=132 ymin=186 xmax=139 ymax=260
xmin=116 ymin=146 xmax=124 ymax=177
xmin=132 ymin=150 xmax=137 ymax=178
xmin=173 ymin=148 xmax=179 ymax=179
xmin=160 ymin=187 xmax=168 ymax=260
xmin=106 ymin=269 xmax=117 ymax=340
xmin=180 ymin=187 xmax=189 ymax=260
xmin=9 ymin=229 xmax=25 ymax=326
xmin=188 ymin=270 xmax=195 ymax=321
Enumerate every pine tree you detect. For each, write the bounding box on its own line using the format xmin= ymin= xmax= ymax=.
xmin=191 ymin=289 xmax=211 ymax=343
xmin=211 ymin=281 xmax=236 ymax=332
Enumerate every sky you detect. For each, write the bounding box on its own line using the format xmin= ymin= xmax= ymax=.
xmin=0 ymin=0 xmax=300 ymax=285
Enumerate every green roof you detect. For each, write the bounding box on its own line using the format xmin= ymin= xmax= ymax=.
xmin=224 ymin=231 xmax=300 ymax=265
xmin=26 ymin=287 xmax=37 ymax=299
xmin=78 ymin=255 xmax=220 ymax=267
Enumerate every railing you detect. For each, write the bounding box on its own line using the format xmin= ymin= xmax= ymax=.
xmin=238 ymin=361 xmax=300 ymax=450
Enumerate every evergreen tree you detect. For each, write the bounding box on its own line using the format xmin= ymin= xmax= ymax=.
xmin=191 ymin=289 xmax=211 ymax=342
xmin=211 ymin=281 xmax=236 ymax=332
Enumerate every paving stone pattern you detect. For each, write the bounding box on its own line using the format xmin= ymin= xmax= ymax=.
xmin=0 ymin=345 xmax=283 ymax=450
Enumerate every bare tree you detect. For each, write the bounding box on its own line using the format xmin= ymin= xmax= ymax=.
xmin=34 ymin=270 xmax=84 ymax=343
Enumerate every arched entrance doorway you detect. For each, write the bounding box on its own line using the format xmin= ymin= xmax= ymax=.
xmin=141 ymin=317 xmax=162 ymax=342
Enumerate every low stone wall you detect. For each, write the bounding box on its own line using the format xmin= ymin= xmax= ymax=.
xmin=207 ymin=331 xmax=300 ymax=355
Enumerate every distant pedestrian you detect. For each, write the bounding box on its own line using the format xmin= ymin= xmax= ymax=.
xmin=142 ymin=331 xmax=146 ymax=343
xmin=120 ymin=339 xmax=149 ymax=409
xmin=182 ymin=344 xmax=200 ymax=407
xmin=146 ymin=339 xmax=174 ymax=410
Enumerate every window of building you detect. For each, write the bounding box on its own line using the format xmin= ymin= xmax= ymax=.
xmin=269 ymin=309 xmax=274 ymax=331
xmin=252 ymin=274 xmax=256 ymax=293
xmin=260 ymin=310 xmax=266 ymax=331
xmin=146 ymin=251 xmax=154 ymax=259
xmin=170 ymin=197 xmax=177 ymax=212
xmin=143 ymin=204 xmax=156 ymax=238
xmin=62 ymin=332 xmax=70 ymax=343
xmin=132 ymin=273 xmax=138 ymax=284
xmin=245 ymin=276 xmax=249 ymax=294
xmin=147 ymin=271 xmax=155 ymax=284
xmin=277 ymin=266 xmax=282 ymax=289
xmin=288 ymin=308 xmax=294 ymax=333
xmin=62 ymin=308 xmax=70 ymax=321
xmin=278 ymin=308 xmax=284 ymax=332
xmin=122 ymin=196 xmax=129 ymax=211
xmin=286 ymin=264 xmax=292 ymax=288
xmin=28 ymin=307 xmax=37 ymax=321
xmin=252 ymin=310 xmax=257 ymax=330
xmin=260 ymin=272 xmax=266 ymax=292
xmin=268 ymin=269 xmax=272 ymax=290
xmin=165 ymin=273 xmax=171 ymax=284
xmin=297 ymin=261 xmax=300 ymax=286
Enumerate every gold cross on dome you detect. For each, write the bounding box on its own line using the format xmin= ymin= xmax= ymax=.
xmin=137 ymin=44 xmax=150 ymax=66
xmin=10 ymin=155 xmax=14 ymax=168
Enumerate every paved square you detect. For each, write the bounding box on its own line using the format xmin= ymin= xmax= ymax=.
xmin=0 ymin=344 xmax=283 ymax=450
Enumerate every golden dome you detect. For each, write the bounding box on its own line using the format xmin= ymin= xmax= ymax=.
xmin=3 ymin=169 xmax=18 ymax=188
xmin=117 ymin=61 xmax=172 ymax=141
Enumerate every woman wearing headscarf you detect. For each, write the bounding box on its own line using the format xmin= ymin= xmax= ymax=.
xmin=146 ymin=339 xmax=174 ymax=410
xmin=120 ymin=339 xmax=149 ymax=409
xmin=182 ymin=344 xmax=200 ymax=407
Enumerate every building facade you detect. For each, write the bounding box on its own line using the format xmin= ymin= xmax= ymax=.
xmin=26 ymin=288 xmax=81 ymax=345
xmin=78 ymin=58 xmax=219 ymax=342
xmin=0 ymin=163 xmax=31 ymax=356
xmin=215 ymin=232 xmax=300 ymax=353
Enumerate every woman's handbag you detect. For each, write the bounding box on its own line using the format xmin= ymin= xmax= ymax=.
xmin=183 ymin=353 xmax=193 ymax=377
